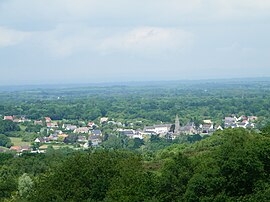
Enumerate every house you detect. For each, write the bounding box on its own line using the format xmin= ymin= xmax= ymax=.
xmin=200 ymin=123 xmax=214 ymax=134
xmin=242 ymin=119 xmax=249 ymax=124
xmin=74 ymin=127 xmax=89 ymax=134
xmin=57 ymin=134 xmax=69 ymax=142
xmin=3 ymin=116 xmax=13 ymax=121
xmin=120 ymin=130 xmax=135 ymax=138
xmin=38 ymin=145 xmax=48 ymax=152
xmin=34 ymin=120 xmax=43 ymax=125
xmin=108 ymin=121 xmax=123 ymax=127
xmin=48 ymin=134 xmax=58 ymax=141
xmin=247 ymin=123 xmax=255 ymax=128
xmin=47 ymin=122 xmax=58 ymax=128
xmin=63 ymin=124 xmax=77 ymax=131
xmin=44 ymin=117 xmax=52 ymax=123
xmin=248 ymin=116 xmax=258 ymax=122
xmin=21 ymin=116 xmax=31 ymax=122
xmin=12 ymin=116 xmax=28 ymax=123
xmin=118 ymin=129 xmax=143 ymax=139
xmin=225 ymin=123 xmax=237 ymax=129
xmin=34 ymin=137 xmax=49 ymax=143
xmin=100 ymin=117 xmax=109 ymax=124
xmin=132 ymin=132 xmax=143 ymax=139
xmin=88 ymin=135 xmax=102 ymax=146
xmin=107 ymin=121 xmax=123 ymax=126
xmin=224 ymin=117 xmax=236 ymax=124
xmin=87 ymin=122 xmax=96 ymax=128
xmin=237 ymin=122 xmax=247 ymax=128
xmin=78 ymin=136 xmax=87 ymax=143
xmin=10 ymin=146 xmax=30 ymax=153
xmin=203 ymin=120 xmax=212 ymax=124
xmin=216 ymin=125 xmax=223 ymax=130
xmin=10 ymin=146 xmax=21 ymax=152
xmin=13 ymin=117 xmax=22 ymax=123
xmin=21 ymin=146 xmax=31 ymax=152
xmin=239 ymin=115 xmax=248 ymax=121
xmin=90 ymin=130 xmax=102 ymax=136
xmin=144 ymin=124 xmax=171 ymax=135
xmin=143 ymin=126 xmax=156 ymax=134
xmin=83 ymin=142 xmax=90 ymax=148
xmin=180 ymin=123 xmax=197 ymax=135
xmin=54 ymin=130 xmax=63 ymax=135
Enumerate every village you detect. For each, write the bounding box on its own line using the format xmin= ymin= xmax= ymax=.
xmin=1 ymin=114 xmax=258 ymax=154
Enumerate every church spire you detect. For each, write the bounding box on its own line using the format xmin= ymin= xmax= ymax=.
xmin=174 ymin=114 xmax=180 ymax=135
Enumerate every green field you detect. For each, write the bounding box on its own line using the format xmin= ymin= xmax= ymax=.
xmin=10 ymin=137 xmax=31 ymax=146
xmin=0 ymin=146 xmax=9 ymax=151
xmin=19 ymin=124 xmax=27 ymax=131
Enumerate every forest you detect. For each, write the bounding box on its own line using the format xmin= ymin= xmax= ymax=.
xmin=0 ymin=127 xmax=270 ymax=201
xmin=0 ymin=79 xmax=270 ymax=201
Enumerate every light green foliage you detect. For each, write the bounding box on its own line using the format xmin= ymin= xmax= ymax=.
xmin=101 ymin=134 xmax=126 ymax=149
xmin=18 ymin=173 xmax=34 ymax=199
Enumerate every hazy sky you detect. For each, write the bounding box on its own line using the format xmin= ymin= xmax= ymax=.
xmin=0 ymin=0 xmax=270 ymax=85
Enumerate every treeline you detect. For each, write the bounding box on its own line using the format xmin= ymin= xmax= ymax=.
xmin=1 ymin=128 xmax=270 ymax=201
xmin=1 ymin=83 xmax=270 ymax=126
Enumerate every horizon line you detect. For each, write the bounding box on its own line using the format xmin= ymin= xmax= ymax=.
xmin=0 ymin=76 xmax=270 ymax=89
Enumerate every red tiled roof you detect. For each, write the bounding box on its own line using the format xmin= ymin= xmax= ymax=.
xmin=4 ymin=116 xmax=13 ymax=120
xmin=10 ymin=146 xmax=21 ymax=152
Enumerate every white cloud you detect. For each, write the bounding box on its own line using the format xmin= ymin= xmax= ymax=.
xmin=17 ymin=25 xmax=193 ymax=57
xmin=37 ymin=25 xmax=101 ymax=57
xmin=0 ymin=27 xmax=32 ymax=47
xmin=99 ymin=27 xmax=194 ymax=55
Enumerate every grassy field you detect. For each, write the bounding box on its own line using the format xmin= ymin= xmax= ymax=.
xmin=19 ymin=125 xmax=27 ymax=131
xmin=0 ymin=146 xmax=9 ymax=151
xmin=10 ymin=137 xmax=31 ymax=146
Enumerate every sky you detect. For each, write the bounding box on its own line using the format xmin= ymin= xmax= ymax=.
xmin=0 ymin=0 xmax=270 ymax=85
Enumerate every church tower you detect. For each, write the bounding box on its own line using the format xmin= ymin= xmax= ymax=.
xmin=174 ymin=114 xmax=180 ymax=135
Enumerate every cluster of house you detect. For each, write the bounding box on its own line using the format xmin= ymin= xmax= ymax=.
xmin=3 ymin=115 xmax=31 ymax=123
xmin=34 ymin=119 xmax=104 ymax=147
xmin=117 ymin=115 xmax=258 ymax=139
xmin=9 ymin=145 xmax=31 ymax=153
xmin=224 ymin=115 xmax=257 ymax=129
xmin=2 ymin=114 xmax=258 ymax=153
xmin=35 ymin=128 xmax=103 ymax=146
xmin=1 ymin=115 xmax=110 ymax=153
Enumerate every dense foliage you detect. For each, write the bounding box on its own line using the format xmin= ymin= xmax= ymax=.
xmin=0 ymin=128 xmax=269 ymax=201
xmin=0 ymin=134 xmax=12 ymax=148
xmin=0 ymin=120 xmax=20 ymax=134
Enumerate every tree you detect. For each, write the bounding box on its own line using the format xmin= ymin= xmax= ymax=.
xmin=0 ymin=153 xmax=13 ymax=165
xmin=105 ymin=155 xmax=157 ymax=201
xmin=101 ymin=134 xmax=123 ymax=149
xmin=0 ymin=120 xmax=20 ymax=134
xmin=18 ymin=173 xmax=34 ymax=199
xmin=0 ymin=134 xmax=12 ymax=148
xmin=157 ymin=153 xmax=193 ymax=201
xmin=127 ymin=138 xmax=144 ymax=150
xmin=30 ymin=151 xmax=140 ymax=201
xmin=0 ymin=165 xmax=17 ymax=199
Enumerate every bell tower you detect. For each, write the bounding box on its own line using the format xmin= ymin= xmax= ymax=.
xmin=174 ymin=114 xmax=180 ymax=135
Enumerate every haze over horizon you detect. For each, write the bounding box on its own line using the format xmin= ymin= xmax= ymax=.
xmin=0 ymin=0 xmax=270 ymax=85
